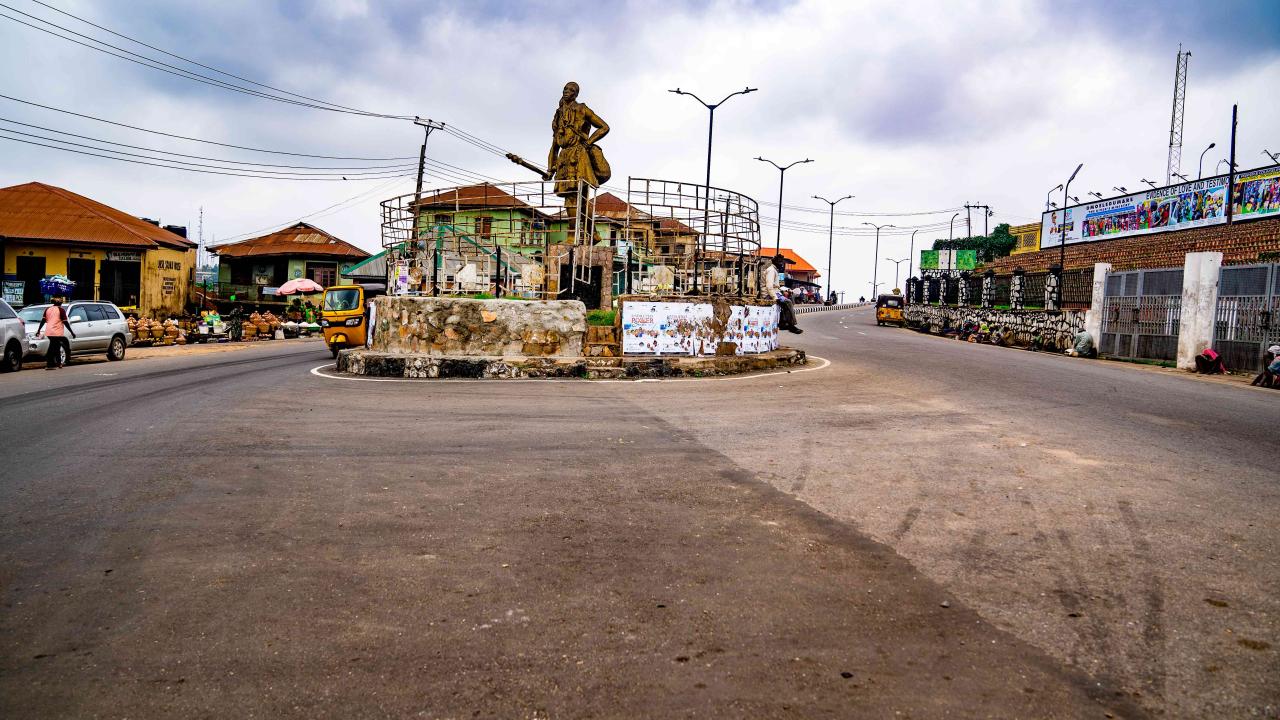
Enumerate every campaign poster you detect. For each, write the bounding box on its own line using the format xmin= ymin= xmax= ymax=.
xmin=1233 ymin=164 xmax=1280 ymax=222
xmin=622 ymin=301 xmax=779 ymax=355
xmin=919 ymin=250 xmax=939 ymax=271
xmin=1042 ymin=176 xmax=1228 ymax=247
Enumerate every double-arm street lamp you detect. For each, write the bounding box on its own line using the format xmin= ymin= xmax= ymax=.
xmin=670 ymin=86 xmax=757 ymax=293
xmin=757 ymin=156 xmax=813 ymax=253
xmin=861 ymin=222 xmax=894 ymax=298
xmin=1264 ymin=149 xmax=1280 ymax=164
xmin=885 ymin=257 xmax=909 ymax=291
xmin=1057 ymin=163 xmax=1084 ymax=305
xmin=1045 ymin=184 xmax=1063 ymax=210
xmin=813 ymin=193 xmax=853 ymax=302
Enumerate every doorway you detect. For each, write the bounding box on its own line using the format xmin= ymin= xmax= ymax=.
xmin=15 ymin=255 xmax=45 ymax=306
xmin=67 ymin=257 xmax=96 ymax=300
xmin=100 ymin=260 xmax=141 ymax=307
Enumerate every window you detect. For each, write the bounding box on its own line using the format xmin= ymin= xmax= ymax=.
xmin=475 ymin=216 xmax=493 ymax=240
xmin=85 ymin=305 xmax=109 ymax=321
xmin=306 ymin=262 xmax=337 ymax=288
xmin=66 ymin=306 xmax=89 ymax=322
xmin=100 ymin=304 xmax=122 ymax=319
xmin=0 ymin=300 xmax=16 ymax=319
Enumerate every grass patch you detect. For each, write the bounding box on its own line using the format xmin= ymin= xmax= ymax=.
xmin=587 ymin=309 xmax=617 ymax=326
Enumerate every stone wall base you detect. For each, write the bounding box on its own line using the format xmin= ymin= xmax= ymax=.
xmin=905 ymin=305 xmax=1085 ymax=350
xmin=335 ymin=348 xmax=806 ymax=380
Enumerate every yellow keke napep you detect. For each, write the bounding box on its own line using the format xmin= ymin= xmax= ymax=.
xmin=320 ymin=283 xmax=384 ymax=358
xmin=875 ymin=293 xmax=905 ymax=326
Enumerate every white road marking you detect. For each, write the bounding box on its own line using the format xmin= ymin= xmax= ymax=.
xmin=309 ymin=355 xmax=832 ymax=384
xmin=857 ymin=331 xmax=866 ymax=335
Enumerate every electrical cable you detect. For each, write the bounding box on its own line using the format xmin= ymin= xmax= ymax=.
xmin=0 ymin=93 xmax=416 ymax=160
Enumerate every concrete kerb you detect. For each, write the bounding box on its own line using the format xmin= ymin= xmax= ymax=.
xmin=312 ymin=354 xmax=829 ymax=384
xmin=333 ymin=347 xmax=807 ymax=380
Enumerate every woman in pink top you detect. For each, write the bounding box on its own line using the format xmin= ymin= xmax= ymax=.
xmin=36 ymin=297 xmax=76 ymax=369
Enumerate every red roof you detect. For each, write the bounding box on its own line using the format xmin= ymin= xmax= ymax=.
xmin=758 ymin=247 xmax=818 ymax=275
xmin=593 ymin=192 xmax=697 ymax=235
xmin=0 ymin=181 xmax=194 ymax=250
xmin=413 ymin=183 xmax=532 ymax=209
xmin=213 ymin=222 xmax=370 ymax=259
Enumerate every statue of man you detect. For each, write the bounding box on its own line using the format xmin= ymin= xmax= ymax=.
xmin=547 ymin=82 xmax=610 ymax=206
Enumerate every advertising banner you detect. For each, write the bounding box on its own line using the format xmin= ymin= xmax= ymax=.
xmin=2 ymin=280 xmax=23 ymax=305
xmin=621 ymin=301 xmax=779 ymax=356
xmin=1041 ymin=176 xmax=1228 ymax=248
xmin=1233 ymin=164 xmax=1280 ymax=222
xmin=918 ymin=249 xmax=976 ymax=272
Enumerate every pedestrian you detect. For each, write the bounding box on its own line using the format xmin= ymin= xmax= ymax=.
xmin=1068 ymin=329 xmax=1097 ymax=358
xmin=776 ymin=287 xmax=802 ymax=334
xmin=36 ymin=296 xmax=75 ymax=370
xmin=1194 ymin=347 xmax=1225 ymax=374
xmin=1252 ymin=345 xmax=1280 ymax=388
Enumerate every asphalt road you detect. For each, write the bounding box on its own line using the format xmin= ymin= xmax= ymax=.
xmin=0 ymin=313 xmax=1275 ymax=718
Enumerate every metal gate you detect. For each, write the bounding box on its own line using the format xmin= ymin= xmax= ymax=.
xmin=1213 ymin=263 xmax=1280 ymax=372
xmin=1100 ymin=267 xmax=1183 ymax=362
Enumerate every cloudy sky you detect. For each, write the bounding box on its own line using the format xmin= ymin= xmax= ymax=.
xmin=2 ymin=0 xmax=1278 ymax=298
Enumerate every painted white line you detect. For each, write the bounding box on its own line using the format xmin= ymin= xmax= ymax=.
xmin=857 ymin=331 xmax=866 ymax=335
xmin=309 ymin=355 xmax=832 ymax=385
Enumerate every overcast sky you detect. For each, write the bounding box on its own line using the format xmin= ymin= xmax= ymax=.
xmin=2 ymin=0 xmax=1278 ymax=298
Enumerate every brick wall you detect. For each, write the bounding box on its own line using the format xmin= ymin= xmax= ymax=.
xmin=983 ymin=215 xmax=1279 ymax=275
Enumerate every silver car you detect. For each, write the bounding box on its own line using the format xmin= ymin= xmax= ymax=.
xmin=19 ymin=301 xmax=133 ymax=365
xmin=0 ymin=298 xmax=25 ymax=372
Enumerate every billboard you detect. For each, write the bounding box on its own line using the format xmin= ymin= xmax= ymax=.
xmin=1233 ymin=165 xmax=1280 ymax=222
xmin=919 ymin=249 xmax=976 ymax=271
xmin=1041 ymin=175 xmax=1229 ymax=248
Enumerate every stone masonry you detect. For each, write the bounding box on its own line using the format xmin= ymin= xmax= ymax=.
xmin=905 ymin=304 xmax=1085 ymax=351
xmin=371 ymin=296 xmax=587 ymax=357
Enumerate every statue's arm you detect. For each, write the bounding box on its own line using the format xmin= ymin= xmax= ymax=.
xmin=585 ymin=106 xmax=609 ymax=144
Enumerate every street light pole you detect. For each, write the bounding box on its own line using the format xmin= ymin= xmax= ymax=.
xmin=1198 ymin=142 xmax=1216 ymax=178
xmin=1045 ymin=184 xmax=1063 ymax=211
xmin=670 ymin=87 xmax=757 ymax=294
xmin=948 ymin=212 xmax=960 ymax=275
xmin=908 ymin=229 xmax=919 ymax=281
xmin=757 ymin=156 xmax=814 ymax=253
xmin=813 ymin=193 xmax=853 ymax=302
xmin=885 ymin=257 xmax=908 ymax=291
xmin=1059 ymin=163 xmax=1084 ymax=297
xmin=861 ymin=222 xmax=894 ymax=299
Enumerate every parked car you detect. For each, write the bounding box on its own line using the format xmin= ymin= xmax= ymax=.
xmin=18 ymin=301 xmax=132 ymax=365
xmin=0 ymin=298 xmax=24 ymax=372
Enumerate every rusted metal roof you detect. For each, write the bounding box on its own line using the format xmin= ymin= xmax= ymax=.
xmin=758 ymin=247 xmax=818 ymax=274
xmin=0 ymin=181 xmax=194 ymax=250
xmin=213 ymin=221 xmax=370 ymax=259
xmin=413 ymin=183 xmax=532 ymax=209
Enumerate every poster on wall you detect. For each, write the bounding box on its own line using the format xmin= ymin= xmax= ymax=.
xmin=1233 ymin=164 xmax=1280 ymax=222
xmin=2 ymin=280 xmax=23 ymax=305
xmin=393 ymin=261 xmax=410 ymax=295
xmin=1041 ymin=176 xmax=1228 ymax=247
xmin=621 ymin=301 xmax=779 ymax=355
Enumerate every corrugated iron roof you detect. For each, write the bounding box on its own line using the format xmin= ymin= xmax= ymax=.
xmin=758 ymin=247 xmax=819 ymax=274
xmin=414 ymin=183 xmax=532 ymax=209
xmin=213 ymin=222 xmax=371 ymax=259
xmin=0 ymin=181 xmax=195 ymax=250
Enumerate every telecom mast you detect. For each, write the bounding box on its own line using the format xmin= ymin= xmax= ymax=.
xmin=1166 ymin=45 xmax=1190 ymax=185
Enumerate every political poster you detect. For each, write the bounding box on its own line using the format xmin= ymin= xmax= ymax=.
xmin=2 ymin=280 xmax=23 ymax=306
xmin=621 ymin=301 xmax=779 ymax=355
xmin=1233 ymin=164 xmax=1280 ymax=222
xmin=1041 ymin=176 xmax=1228 ymax=247
xmin=919 ymin=249 xmax=975 ymax=272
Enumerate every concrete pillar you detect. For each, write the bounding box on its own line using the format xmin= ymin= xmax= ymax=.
xmin=1175 ymin=252 xmax=1223 ymax=371
xmin=981 ymin=270 xmax=994 ymax=309
xmin=938 ymin=275 xmax=949 ymax=305
xmin=1045 ymin=265 xmax=1062 ymax=312
xmin=958 ymin=271 xmax=971 ymax=306
xmin=1083 ymin=262 xmax=1112 ymax=345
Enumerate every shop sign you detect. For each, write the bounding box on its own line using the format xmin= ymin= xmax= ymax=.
xmin=162 ymin=277 xmax=176 ymax=295
xmin=157 ymin=259 xmax=182 ymax=271
xmin=2 ymin=280 xmax=23 ymax=305
xmin=106 ymin=250 xmax=142 ymax=262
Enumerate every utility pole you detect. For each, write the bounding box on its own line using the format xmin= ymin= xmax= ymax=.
xmin=413 ymin=117 xmax=445 ymax=203
xmin=813 ymin=193 xmax=853 ymax=302
xmin=1227 ymin=104 xmax=1238 ymax=224
xmin=964 ymin=202 xmax=992 ymax=237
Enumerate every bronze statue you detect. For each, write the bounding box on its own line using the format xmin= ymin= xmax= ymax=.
xmin=547 ymin=82 xmax=610 ymax=208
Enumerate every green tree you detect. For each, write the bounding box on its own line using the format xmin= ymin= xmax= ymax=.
xmin=931 ymin=223 xmax=1016 ymax=263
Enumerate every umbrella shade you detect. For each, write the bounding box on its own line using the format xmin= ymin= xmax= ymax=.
xmin=277 ymin=278 xmax=325 ymax=295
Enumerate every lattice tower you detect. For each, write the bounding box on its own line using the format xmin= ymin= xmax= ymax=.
xmin=1166 ymin=46 xmax=1190 ymax=185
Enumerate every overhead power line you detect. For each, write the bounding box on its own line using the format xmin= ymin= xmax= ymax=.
xmin=757 ymin=200 xmax=965 ymax=217
xmin=0 ymin=132 xmax=418 ymax=181
xmin=0 ymin=93 xmax=416 ymax=160
xmin=0 ymin=2 xmax=414 ymax=120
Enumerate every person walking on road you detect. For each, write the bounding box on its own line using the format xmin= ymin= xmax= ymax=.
xmin=36 ymin=296 xmax=75 ymax=370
